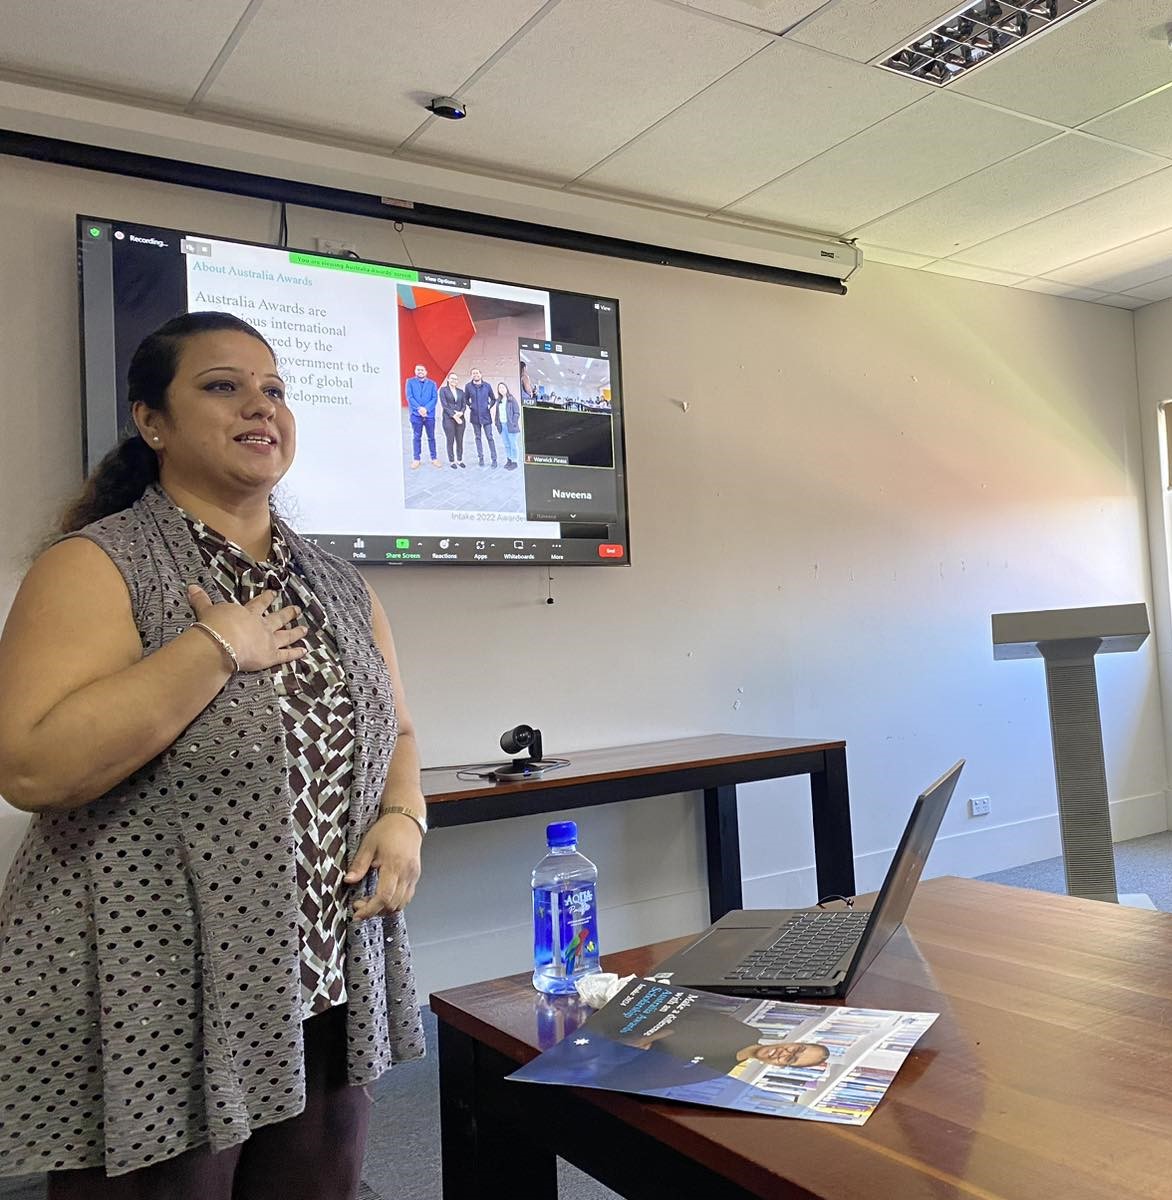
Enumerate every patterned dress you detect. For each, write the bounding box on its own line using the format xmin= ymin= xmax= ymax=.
xmin=0 ymin=487 xmax=424 ymax=1178
xmin=184 ymin=514 xmax=355 ymax=1019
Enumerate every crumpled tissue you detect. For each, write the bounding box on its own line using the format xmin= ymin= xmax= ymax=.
xmin=575 ymin=972 xmax=636 ymax=1008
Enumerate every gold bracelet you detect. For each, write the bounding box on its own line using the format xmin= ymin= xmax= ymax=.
xmin=190 ymin=621 xmax=240 ymax=672
xmin=378 ymin=805 xmax=428 ymax=839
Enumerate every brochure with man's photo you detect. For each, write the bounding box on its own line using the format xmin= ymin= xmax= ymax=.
xmin=509 ymin=979 xmax=938 ymax=1125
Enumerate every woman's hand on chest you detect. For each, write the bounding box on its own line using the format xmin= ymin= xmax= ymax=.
xmin=188 ymin=584 xmax=308 ymax=672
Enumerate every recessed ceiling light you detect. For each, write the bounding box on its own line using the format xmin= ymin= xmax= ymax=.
xmin=877 ymin=0 xmax=1097 ymax=85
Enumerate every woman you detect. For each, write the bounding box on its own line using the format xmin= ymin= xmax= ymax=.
xmin=0 ymin=312 xmax=426 ymax=1199
xmin=519 ymin=359 xmax=536 ymax=406
xmin=494 ymin=381 xmax=522 ymax=471
xmin=438 ymin=369 xmax=467 ymax=469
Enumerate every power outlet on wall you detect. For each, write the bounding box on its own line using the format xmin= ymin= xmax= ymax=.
xmin=968 ymin=795 xmax=991 ymax=818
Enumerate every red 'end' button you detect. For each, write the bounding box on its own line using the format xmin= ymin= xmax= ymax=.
xmin=598 ymin=543 xmax=625 ymax=559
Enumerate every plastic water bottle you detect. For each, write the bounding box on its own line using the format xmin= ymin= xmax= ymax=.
xmin=532 ymin=821 xmax=601 ymax=994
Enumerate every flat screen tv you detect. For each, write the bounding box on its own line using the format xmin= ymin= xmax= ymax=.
xmin=77 ymin=216 xmax=630 ymax=566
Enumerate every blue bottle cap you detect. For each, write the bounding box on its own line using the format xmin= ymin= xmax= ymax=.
xmin=547 ymin=821 xmax=577 ymax=847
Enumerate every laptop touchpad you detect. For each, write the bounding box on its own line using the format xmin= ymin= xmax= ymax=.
xmin=679 ymin=927 xmax=763 ymax=962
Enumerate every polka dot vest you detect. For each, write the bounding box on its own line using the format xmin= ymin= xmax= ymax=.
xmin=0 ymin=485 xmax=425 ymax=1178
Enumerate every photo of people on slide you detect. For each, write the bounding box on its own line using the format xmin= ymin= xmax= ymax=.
xmin=397 ymin=285 xmax=545 ymax=513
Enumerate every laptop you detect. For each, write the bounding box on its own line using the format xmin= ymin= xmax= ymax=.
xmin=650 ymin=761 xmax=963 ymax=998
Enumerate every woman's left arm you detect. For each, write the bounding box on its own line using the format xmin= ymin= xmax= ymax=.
xmin=345 ymin=580 xmax=428 ymax=919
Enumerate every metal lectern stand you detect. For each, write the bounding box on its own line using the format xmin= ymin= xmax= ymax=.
xmin=992 ymin=604 xmax=1150 ymax=905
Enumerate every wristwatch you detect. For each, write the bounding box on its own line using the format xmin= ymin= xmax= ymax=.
xmin=379 ymin=805 xmax=428 ymax=839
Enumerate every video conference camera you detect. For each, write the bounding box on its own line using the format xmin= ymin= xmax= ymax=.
xmin=490 ymin=725 xmax=551 ymax=781
xmin=501 ymin=724 xmax=543 ymax=760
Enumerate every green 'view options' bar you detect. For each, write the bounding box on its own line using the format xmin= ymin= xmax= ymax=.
xmin=288 ymin=252 xmax=419 ymax=281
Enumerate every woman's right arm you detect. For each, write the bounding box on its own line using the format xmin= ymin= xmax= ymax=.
xmin=0 ymin=538 xmax=303 ymax=813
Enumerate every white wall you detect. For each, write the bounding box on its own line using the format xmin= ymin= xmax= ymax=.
xmin=0 ymin=154 xmax=1165 ymax=998
xmin=1134 ymin=297 xmax=1172 ymax=821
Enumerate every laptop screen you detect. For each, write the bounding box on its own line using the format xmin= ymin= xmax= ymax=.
xmin=845 ymin=761 xmax=963 ymax=984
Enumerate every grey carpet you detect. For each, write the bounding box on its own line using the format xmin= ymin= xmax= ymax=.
xmin=5 ymin=831 xmax=1171 ymax=1199
xmin=977 ymin=829 xmax=1172 ymax=909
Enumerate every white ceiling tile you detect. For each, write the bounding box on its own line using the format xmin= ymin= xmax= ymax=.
xmin=1095 ymin=294 xmax=1149 ymax=310
xmin=921 ymin=261 xmax=1027 ymax=285
xmin=199 ymin=0 xmax=546 ymax=148
xmin=9 ymin=0 xmax=1172 ymax=297
xmin=851 ymin=134 xmax=1161 ymax=258
xmin=676 ymin=0 xmax=822 ymax=34
xmin=1083 ymin=84 xmax=1172 ymax=159
xmin=574 ymin=39 xmax=922 ymax=211
xmin=0 ymin=0 xmax=250 ymax=102
xmin=1043 ymin=227 xmax=1172 ymax=292
xmin=959 ymin=166 xmax=1172 ymax=275
xmin=408 ymin=0 xmax=770 ymax=181
xmin=786 ymin=0 xmax=960 ymax=63
xmin=861 ymin=245 xmax=937 ymax=268
xmin=1122 ymin=274 xmax=1172 ymax=303
xmin=1018 ymin=278 xmax=1110 ymax=302
xmin=951 ymin=0 xmax=1172 ymax=127
xmin=724 ymin=92 xmax=1054 ymax=232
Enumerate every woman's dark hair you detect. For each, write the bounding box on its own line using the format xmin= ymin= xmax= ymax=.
xmin=59 ymin=311 xmax=274 ymax=533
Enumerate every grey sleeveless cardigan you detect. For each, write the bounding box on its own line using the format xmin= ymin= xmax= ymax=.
xmin=0 ymin=485 xmax=424 ymax=1178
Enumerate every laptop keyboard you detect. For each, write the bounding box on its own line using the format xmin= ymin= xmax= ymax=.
xmin=725 ymin=911 xmax=870 ymax=981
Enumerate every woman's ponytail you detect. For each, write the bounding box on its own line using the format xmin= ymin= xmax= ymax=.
xmin=59 ymin=434 xmax=159 ymax=533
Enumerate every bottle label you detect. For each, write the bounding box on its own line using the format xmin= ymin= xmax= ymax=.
xmin=533 ymin=883 xmax=599 ymax=978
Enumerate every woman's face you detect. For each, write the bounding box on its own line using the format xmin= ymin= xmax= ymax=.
xmin=497 ymin=383 xmax=507 ymax=398
xmin=136 ymin=330 xmax=295 ymax=498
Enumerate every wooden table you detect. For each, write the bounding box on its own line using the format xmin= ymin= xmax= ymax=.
xmin=431 ymin=876 xmax=1172 ymax=1200
xmin=423 ymin=734 xmax=854 ymax=921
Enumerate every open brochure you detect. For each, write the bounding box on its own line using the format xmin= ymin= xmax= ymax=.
xmin=510 ymin=978 xmax=937 ymax=1124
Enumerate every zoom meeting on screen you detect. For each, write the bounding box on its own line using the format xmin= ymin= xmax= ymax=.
xmin=78 ymin=217 xmax=630 ymax=566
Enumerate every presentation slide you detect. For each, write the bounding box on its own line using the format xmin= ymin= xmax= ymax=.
xmin=185 ymin=239 xmax=553 ymax=541
xmin=78 ymin=216 xmax=630 ymax=565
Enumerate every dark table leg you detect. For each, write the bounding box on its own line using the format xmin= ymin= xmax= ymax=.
xmin=810 ymin=746 xmax=856 ymax=899
xmin=439 ymin=1021 xmax=757 ymax=1200
xmin=704 ymin=784 xmax=744 ymax=922
xmin=438 ymin=1019 xmax=558 ymax=1199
